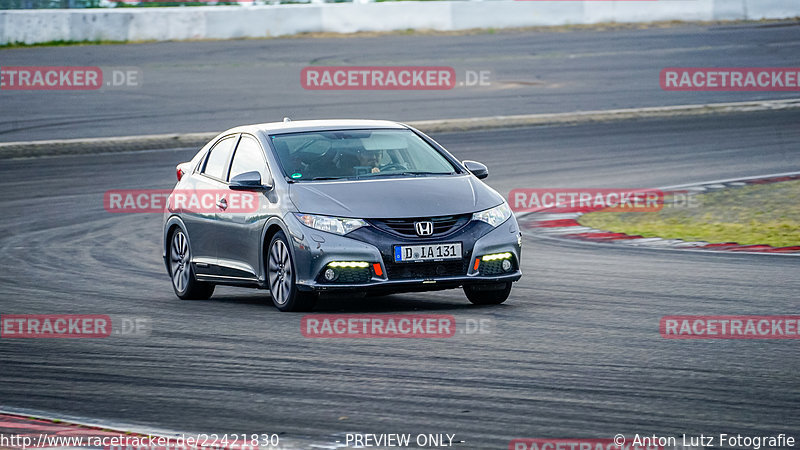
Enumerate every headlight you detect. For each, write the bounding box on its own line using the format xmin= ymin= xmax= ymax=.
xmin=295 ymin=213 xmax=367 ymax=235
xmin=472 ymin=203 xmax=512 ymax=227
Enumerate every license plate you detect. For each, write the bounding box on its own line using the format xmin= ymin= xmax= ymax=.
xmin=394 ymin=243 xmax=462 ymax=262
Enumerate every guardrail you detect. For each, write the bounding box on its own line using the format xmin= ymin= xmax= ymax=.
xmin=0 ymin=0 xmax=798 ymax=45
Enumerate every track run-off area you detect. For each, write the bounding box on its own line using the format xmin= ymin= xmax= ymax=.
xmin=1 ymin=20 xmax=799 ymax=450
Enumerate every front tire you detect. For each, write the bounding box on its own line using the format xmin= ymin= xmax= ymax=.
xmin=464 ymin=282 xmax=511 ymax=305
xmin=267 ymin=231 xmax=316 ymax=312
xmin=168 ymin=228 xmax=215 ymax=300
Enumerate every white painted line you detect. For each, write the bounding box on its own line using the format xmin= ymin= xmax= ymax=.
xmin=5 ymin=99 xmax=800 ymax=159
xmin=528 ymin=213 xmax=583 ymax=221
xmin=535 ymin=226 xmax=597 ymax=234
xmin=672 ymin=241 xmax=711 ymax=248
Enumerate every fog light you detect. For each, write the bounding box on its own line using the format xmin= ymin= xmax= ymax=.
xmin=324 ymin=268 xmax=336 ymax=281
xmin=502 ymin=259 xmax=512 ymax=271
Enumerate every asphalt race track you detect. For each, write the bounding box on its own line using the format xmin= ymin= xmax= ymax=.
xmin=1 ymin=21 xmax=800 ymax=141
xmin=1 ymin=107 xmax=799 ymax=448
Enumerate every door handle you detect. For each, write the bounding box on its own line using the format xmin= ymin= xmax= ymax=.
xmin=216 ymin=197 xmax=228 ymax=210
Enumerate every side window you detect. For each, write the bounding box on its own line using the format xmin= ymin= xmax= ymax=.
xmin=229 ymin=135 xmax=271 ymax=184
xmin=202 ymin=136 xmax=236 ymax=180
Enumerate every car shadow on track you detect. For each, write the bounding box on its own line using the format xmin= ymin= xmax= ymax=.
xmin=202 ymin=288 xmax=494 ymax=313
xmin=309 ymin=294 xmax=481 ymax=313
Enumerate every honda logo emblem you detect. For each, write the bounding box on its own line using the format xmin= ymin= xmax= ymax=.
xmin=414 ymin=221 xmax=434 ymax=236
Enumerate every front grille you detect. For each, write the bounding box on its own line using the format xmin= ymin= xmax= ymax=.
xmin=384 ymin=260 xmax=467 ymax=280
xmin=370 ymin=214 xmax=471 ymax=238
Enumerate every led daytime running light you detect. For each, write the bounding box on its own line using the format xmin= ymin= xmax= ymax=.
xmin=327 ymin=261 xmax=370 ymax=268
xmin=482 ymin=252 xmax=513 ymax=262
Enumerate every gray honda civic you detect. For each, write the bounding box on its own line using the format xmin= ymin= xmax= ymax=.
xmin=163 ymin=119 xmax=522 ymax=311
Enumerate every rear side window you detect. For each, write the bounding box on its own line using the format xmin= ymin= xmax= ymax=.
xmin=202 ymin=136 xmax=236 ymax=180
xmin=229 ymin=135 xmax=271 ymax=184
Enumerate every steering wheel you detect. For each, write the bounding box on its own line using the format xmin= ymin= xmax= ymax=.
xmin=379 ymin=163 xmax=409 ymax=172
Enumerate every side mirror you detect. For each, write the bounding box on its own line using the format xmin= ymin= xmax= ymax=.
xmin=463 ymin=160 xmax=489 ymax=180
xmin=230 ymin=171 xmax=271 ymax=190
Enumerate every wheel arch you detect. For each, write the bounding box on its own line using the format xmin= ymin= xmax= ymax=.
xmin=258 ymin=217 xmax=293 ymax=285
xmin=163 ymin=215 xmax=189 ymax=273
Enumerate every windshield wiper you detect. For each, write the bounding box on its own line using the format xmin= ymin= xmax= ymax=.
xmin=303 ymin=172 xmax=449 ymax=181
xmin=369 ymin=171 xmax=451 ymax=178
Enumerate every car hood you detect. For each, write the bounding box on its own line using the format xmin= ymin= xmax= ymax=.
xmin=288 ymin=175 xmax=504 ymax=218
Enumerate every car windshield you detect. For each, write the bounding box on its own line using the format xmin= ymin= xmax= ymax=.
xmin=270 ymin=129 xmax=458 ymax=181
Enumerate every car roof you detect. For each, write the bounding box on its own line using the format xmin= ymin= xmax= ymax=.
xmin=226 ymin=119 xmax=409 ymax=136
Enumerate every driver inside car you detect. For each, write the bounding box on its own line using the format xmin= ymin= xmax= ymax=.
xmin=355 ymin=148 xmax=382 ymax=173
xmin=335 ymin=147 xmax=385 ymax=176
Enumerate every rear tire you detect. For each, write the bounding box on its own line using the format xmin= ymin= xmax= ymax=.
xmin=464 ymin=282 xmax=511 ymax=305
xmin=267 ymin=231 xmax=317 ymax=312
xmin=168 ymin=228 xmax=215 ymax=300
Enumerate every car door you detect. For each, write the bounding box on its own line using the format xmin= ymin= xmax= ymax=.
xmin=215 ymin=134 xmax=275 ymax=280
xmin=182 ymin=134 xmax=238 ymax=276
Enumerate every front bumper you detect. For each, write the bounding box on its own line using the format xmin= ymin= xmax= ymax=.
xmin=299 ymin=272 xmax=522 ymax=293
xmin=284 ymin=212 xmax=523 ymax=294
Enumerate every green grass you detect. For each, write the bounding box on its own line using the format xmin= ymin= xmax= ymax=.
xmin=578 ymin=180 xmax=800 ymax=248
